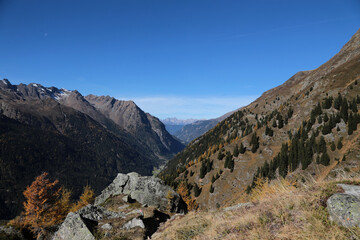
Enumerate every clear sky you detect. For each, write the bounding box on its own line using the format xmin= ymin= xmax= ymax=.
xmin=0 ymin=0 xmax=359 ymax=119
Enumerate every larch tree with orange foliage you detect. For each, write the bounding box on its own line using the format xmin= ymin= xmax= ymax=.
xmin=177 ymin=181 xmax=198 ymax=211
xmin=70 ymin=185 xmax=95 ymax=212
xmin=23 ymin=172 xmax=62 ymax=234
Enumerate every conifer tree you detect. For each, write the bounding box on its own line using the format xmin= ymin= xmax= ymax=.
xmin=193 ymin=184 xmax=201 ymax=197
xmin=351 ymin=98 xmax=358 ymax=113
xmin=239 ymin=142 xmax=246 ymax=154
xmin=330 ymin=141 xmax=336 ymax=151
xmin=323 ymin=113 xmax=329 ymax=122
xmin=199 ymin=161 xmax=207 ymax=179
xmin=209 ymin=185 xmax=214 ymax=193
xmin=233 ymin=144 xmax=239 ymax=157
xmin=279 ymin=143 xmax=289 ymax=178
xmin=272 ymin=119 xmax=277 ymax=128
xmin=340 ymin=98 xmax=349 ymax=122
xmin=334 ymin=93 xmax=342 ymax=110
xmin=211 ymin=175 xmax=216 ymax=183
xmin=23 ymin=172 xmax=62 ymax=235
xmin=250 ymin=133 xmax=260 ymax=153
xmin=337 ymin=138 xmax=343 ymax=150
xmin=320 ymin=152 xmax=330 ymax=166
xmin=318 ymin=115 xmax=323 ymax=124
xmin=70 ymin=185 xmax=95 ymax=212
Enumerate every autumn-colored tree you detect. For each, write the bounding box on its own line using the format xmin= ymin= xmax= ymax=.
xmin=177 ymin=181 xmax=198 ymax=211
xmin=56 ymin=188 xmax=72 ymax=219
xmin=23 ymin=172 xmax=62 ymax=234
xmin=70 ymin=185 xmax=95 ymax=212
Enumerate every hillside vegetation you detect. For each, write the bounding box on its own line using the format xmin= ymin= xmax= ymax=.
xmin=159 ymin=28 xmax=360 ymax=210
xmin=153 ymin=174 xmax=360 ymax=240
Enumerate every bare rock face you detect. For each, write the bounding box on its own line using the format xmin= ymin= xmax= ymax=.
xmin=85 ymin=94 xmax=185 ymax=162
xmin=327 ymin=184 xmax=360 ymax=227
xmin=52 ymin=212 xmax=96 ymax=240
xmin=95 ymin=172 xmax=187 ymax=213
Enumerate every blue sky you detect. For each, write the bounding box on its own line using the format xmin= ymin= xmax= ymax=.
xmin=0 ymin=0 xmax=359 ymax=119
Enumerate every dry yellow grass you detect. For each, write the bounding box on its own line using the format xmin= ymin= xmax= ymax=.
xmin=153 ymin=173 xmax=360 ymax=240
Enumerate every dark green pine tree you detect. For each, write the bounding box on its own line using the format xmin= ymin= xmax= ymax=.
xmin=233 ymin=144 xmax=239 ymax=157
xmin=250 ymin=133 xmax=260 ymax=153
xmin=229 ymin=159 xmax=235 ymax=172
xmin=337 ymin=138 xmax=343 ymax=150
xmin=318 ymin=115 xmax=323 ymax=124
xmin=323 ymin=113 xmax=329 ymax=122
xmin=272 ymin=119 xmax=277 ymax=128
xmin=199 ymin=161 xmax=207 ymax=179
xmin=340 ymin=98 xmax=349 ymax=122
xmin=239 ymin=142 xmax=246 ymax=154
xmin=350 ymin=98 xmax=358 ymax=113
xmin=330 ymin=141 xmax=336 ymax=151
xmin=334 ymin=93 xmax=342 ymax=110
xmin=320 ymin=152 xmax=330 ymax=166
xmin=209 ymin=185 xmax=214 ymax=193
xmin=348 ymin=113 xmax=357 ymax=135
xmin=287 ymin=107 xmax=294 ymax=119
xmin=217 ymin=151 xmax=224 ymax=160
xmin=318 ymin=136 xmax=327 ymax=154
xmin=194 ymin=184 xmax=201 ymax=197
xmin=279 ymin=143 xmax=289 ymax=178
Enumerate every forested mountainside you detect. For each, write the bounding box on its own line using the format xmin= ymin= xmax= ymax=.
xmin=0 ymin=80 xmax=182 ymax=219
xmin=159 ymin=28 xmax=360 ymax=209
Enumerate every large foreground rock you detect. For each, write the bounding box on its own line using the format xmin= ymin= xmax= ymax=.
xmin=95 ymin=172 xmax=186 ymax=212
xmin=52 ymin=212 xmax=95 ymax=240
xmin=327 ymin=184 xmax=360 ymax=227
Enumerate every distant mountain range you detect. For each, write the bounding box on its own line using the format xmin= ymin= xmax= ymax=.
xmin=162 ymin=118 xmax=199 ymax=136
xmin=172 ymin=112 xmax=235 ymax=144
xmin=162 ymin=117 xmax=200 ymax=126
xmin=0 ymin=80 xmax=184 ymax=219
xmin=163 ymin=112 xmax=236 ymax=144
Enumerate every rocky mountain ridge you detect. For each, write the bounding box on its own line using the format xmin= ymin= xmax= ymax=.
xmin=85 ymin=94 xmax=184 ymax=162
xmin=0 ymin=79 xmax=183 ymax=219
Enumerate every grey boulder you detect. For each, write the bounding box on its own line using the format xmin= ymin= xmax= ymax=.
xmin=95 ymin=172 xmax=186 ymax=212
xmin=52 ymin=212 xmax=95 ymax=240
xmin=122 ymin=217 xmax=145 ymax=230
xmin=327 ymin=184 xmax=360 ymax=227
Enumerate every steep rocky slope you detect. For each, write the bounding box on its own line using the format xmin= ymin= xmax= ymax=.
xmin=85 ymin=95 xmax=185 ymax=162
xmin=159 ymin=28 xmax=360 ymax=209
xmin=0 ymin=80 xmax=179 ymax=219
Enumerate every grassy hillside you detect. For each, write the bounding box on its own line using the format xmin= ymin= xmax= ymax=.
xmin=153 ymin=174 xmax=360 ymax=240
xmin=159 ymin=28 xmax=360 ymax=210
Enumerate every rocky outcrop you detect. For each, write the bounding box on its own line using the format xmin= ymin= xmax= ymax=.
xmin=122 ymin=217 xmax=145 ymax=230
xmin=95 ymin=172 xmax=187 ymax=213
xmin=327 ymin=184 xmax=360 ymax=227
xmin=53 ymin=172 xmax=185 ymax=240
xmin=52 ymin=212 xmax=96 ymax=240
xmin=77 ymin=205 xmax=125 ymax=221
